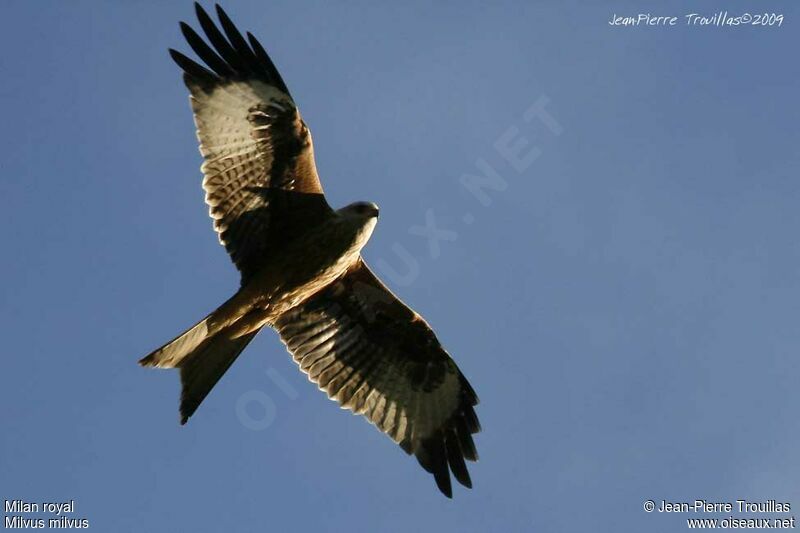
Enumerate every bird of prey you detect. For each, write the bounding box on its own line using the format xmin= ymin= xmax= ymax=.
xmin=140 ymin=3 xmax=480 ymax=497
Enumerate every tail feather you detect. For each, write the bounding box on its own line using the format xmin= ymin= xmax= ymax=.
xmin=139 ymin=309 xmax=262 ymax=424
xmin=178 ymin=330 xmax=259 ymax=424
xmin=139 ymin=316 xmax=211 ymax=369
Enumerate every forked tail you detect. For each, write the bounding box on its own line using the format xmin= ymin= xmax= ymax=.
xmin=139 ymin=316 xmax=260 ymax=424
xmin=139 ymin=315 xmax=212 ymax=369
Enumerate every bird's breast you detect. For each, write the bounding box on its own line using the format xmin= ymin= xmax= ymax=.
xmin=242 ymin=216 xmax=375 ymax=321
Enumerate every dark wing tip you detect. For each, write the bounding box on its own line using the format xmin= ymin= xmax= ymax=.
xmin=445 ymin=428 xmax=472 ymax=488
xmin=416 ymin=432 xmax=454 ymax=498
xmin=168 ymin=47 xmax=192 ymax=69
xmin=169 ymin=48 xmax=216 ymax=88
xmin=460 ymin=373 xmax=479 ymax=406
xmin=214 ymin=3 xmax=235 ymax=28
xmin=172 ymin=4 xmax=290 ymax=95
xmin=194 ymin=1 xmax=212 ymax=25
xmin=178 ymin=20 xmax=193 ymax=36
xmin=463 ymin=404 xmax=481 ymax=434
xmin=416 ymin=401 xmax=480 ymax=495
xmin=181 ymin=20 xmax=234 ymax=78
xmin=246 ymin=31 xmax=290 ymax=94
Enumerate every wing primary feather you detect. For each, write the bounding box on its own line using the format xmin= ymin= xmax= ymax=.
xmin=169 ymin=49 xmax=216 ymax=82
xmin=180 ymin=21 xmax=233 ymax=77
xmin=420 ymin=434 xmax=452 ymax=498
xmin=463 ymin=405 xmax=481 ymax=433
xmin=215 ymin=4 xmax=262 ymax=74
xmin=246 ymin=31 xmax=290 ymax=94
xmin=455 ymin=417 xmax=479 ymax=461
xmin=460 ymin=374 xmax=479 ymax=406
xmin=194 ymin=2 xmax=247 ymax=74
xmin=415 ymin=442 xmax=434 ymax=473
xmin=445 ymin=428 xmax=472 ymax=488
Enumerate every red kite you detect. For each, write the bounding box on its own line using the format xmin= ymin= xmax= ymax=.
xmin=140 ymin=3 xmax=480 ymax=497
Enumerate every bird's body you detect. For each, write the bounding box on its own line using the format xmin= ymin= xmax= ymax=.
xmin=219 ymin=205 xmax=379 ymax=333
xmin=140 ymin=3 xmax=480 ymax=498
xmin=140 ymin=204 xmax=378 ymax=401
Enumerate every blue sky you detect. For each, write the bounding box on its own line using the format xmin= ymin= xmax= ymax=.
xmin=1 ymin=1 xmax=799 ymax=531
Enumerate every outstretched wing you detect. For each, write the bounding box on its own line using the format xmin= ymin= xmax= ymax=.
xmin=171 ymin=3 xmax=331 ymax=281
xmin=273 ymin=259 xmax=480 ymax=497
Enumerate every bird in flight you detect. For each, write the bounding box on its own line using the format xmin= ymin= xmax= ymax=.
xmin=140 ymin=3 xmax=480 ymax=497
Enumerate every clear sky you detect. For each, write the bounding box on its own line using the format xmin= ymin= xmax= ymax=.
xmin=2 ymin=1 xmax=799 ymax=531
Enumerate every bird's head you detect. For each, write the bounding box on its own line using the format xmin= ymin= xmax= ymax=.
xmin=337 ymin=201 xmax=380 ymax=245
xmin=339 ymin=201 xmax=380 ymax=220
